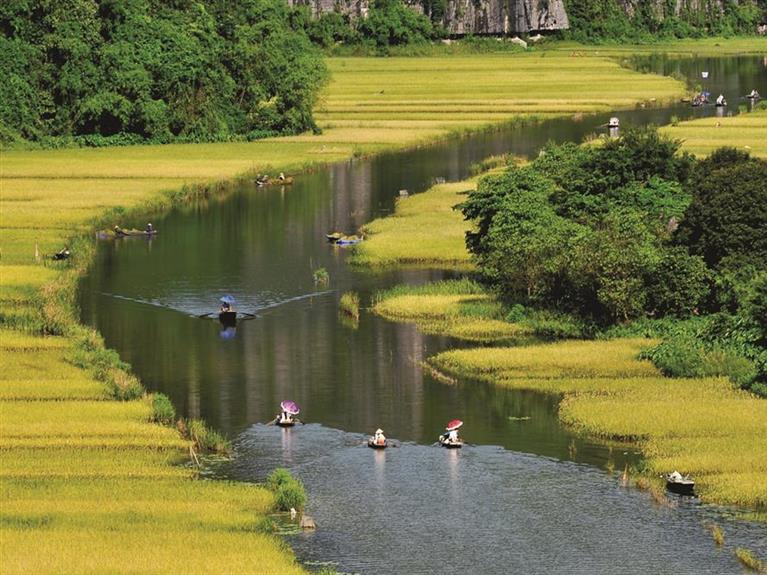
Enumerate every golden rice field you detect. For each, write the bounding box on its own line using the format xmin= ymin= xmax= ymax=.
xmin=0 ymin=45 xmax=749 ymax=570
xmin=429 ymin=340 xmax=767 ymax=508
xmin=661 ymin=109 xmax=767 ymax=158
xmin=318 ymin=54 xmax=684 ymax=134
xmin=352 ymin=180 xmax=473 ymax=268
xmin=374 ymin=293 xmax=529 ymax=342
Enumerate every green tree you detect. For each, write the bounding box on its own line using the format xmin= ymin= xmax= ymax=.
xmin=676 ymin=148 xmax=767 ymax=268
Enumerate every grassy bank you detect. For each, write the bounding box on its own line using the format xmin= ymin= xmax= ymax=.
xmin=429 ymin=339 xmax=767 ymax=509
xmin=351 ymin=179 xmax=476 ymax=269
xmin=545 ymin=37 xmax=767 ymax=56
xmin=0 ymin=49 xmax=703 ymax=571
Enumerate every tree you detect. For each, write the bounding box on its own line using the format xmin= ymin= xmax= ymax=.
xmin=676 ymin=148 xmax=767 ymax=268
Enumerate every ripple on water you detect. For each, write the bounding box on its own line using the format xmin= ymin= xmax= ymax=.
xmin=227 ymin=425 xmax=766 ymax=575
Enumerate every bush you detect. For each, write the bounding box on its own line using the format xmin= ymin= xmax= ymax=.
xmin=266 ymin=468 xmax=307 ymax=511
xmin=184 ymin=419 xmax=230 ymax=454
xmin=151 ymin=393 xmax=176 ymax=426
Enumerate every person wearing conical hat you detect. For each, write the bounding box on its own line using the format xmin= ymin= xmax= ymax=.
xmin=374 ymin=428 xmax=386 ymax=446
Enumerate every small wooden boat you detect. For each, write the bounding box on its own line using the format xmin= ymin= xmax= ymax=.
xmin=608 ymin=117 xmax=620 ymax=128
xmin=438 ymin=435 xmax=463 ymax=449
xmin=218 ymin=310 xmax=237 ymax=326
xmin=256 ymin=175 xmax=294 ymax=186
xmin=114 ymin=228 xmax=159 ymax=237
xmin=368 ymin=438 xmax=388 ymax=449
xmin=335 ymin=235 xmax=363 ymax=246
xmin=276 ymin=418 xmax=296 ymax=428
xmin=665 ymin=471 xmax=695 ymax=496
xmin=326 ymin=232 xmax=344 ymax=243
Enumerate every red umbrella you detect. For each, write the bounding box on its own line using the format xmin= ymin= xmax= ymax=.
xmin=446 ymin=419 xmax=463 ymax=431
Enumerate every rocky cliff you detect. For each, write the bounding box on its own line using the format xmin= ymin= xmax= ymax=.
xmin=286 ymin=0 xmax=570 ymax=35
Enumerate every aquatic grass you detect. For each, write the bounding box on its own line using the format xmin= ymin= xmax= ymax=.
xmin=735 ymin=548 xmax=766 ymax=573
xmin=267 ymin=468 xmax=307 ymax=512
xmin=182 ymin=419 xmax=231 ymax=454
xmin=709 ymin=523 xmax=725 ymax=546
xmin=339 ymin=291 xmax=360 ymax=320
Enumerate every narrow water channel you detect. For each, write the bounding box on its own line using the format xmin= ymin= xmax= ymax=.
xmin=79 ymin=56 xmax=767 ymax=574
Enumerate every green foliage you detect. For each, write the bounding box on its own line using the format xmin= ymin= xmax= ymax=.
xmin=358 ymin=0 xmax=437 ymax=48
xmin=313 ymin=267 xmax=330 ymax=286
xmin=266 ymin=468 xmax=307 ymax=511
xmin=151 ymin=393 xmax=177 ymax=426
xmin=461 ymin=129 xmax=766 ymax=385
xmin=563 ymin=0 xmax=766 ymax=41
xmin=676 ymin=147 xmax=767 ymax=269
xmin=0 ymin=0 xmax=328 ymax=145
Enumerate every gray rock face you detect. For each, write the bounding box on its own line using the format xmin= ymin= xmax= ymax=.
xmin=286 ymin=0 xmax=570 ymax=34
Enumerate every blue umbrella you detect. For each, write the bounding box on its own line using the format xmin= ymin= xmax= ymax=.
xmin=219 ymin=295 xmax=236 ymax=305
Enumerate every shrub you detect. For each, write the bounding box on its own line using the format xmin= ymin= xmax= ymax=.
xmin=266 ymin=468 xmax=307 ymax=511
xmin=151 ymin=393 xmax=176 ymax=426
xmin=185 ymin=419 xmax=230 ymax=454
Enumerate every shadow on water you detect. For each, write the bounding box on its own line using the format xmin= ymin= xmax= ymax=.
xmin=79 ymin=56 xmax=767 ymax=574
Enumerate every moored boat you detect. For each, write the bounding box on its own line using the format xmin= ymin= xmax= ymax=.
xmin=665 ymin=471 xmax=695 ymax=496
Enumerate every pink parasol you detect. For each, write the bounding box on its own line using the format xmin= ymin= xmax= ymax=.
xmin=446 ymin=419 xmax=463 ymax=431
xmin=280 ymin=400 xmax=300 ymax=415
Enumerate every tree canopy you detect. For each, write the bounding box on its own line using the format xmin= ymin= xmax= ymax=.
xmin=0 ymin=0 xmax=328 ymax=145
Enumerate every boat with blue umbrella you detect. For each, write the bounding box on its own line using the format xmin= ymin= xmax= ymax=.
xmin=219 ymin=295 xmax=237 ymax=326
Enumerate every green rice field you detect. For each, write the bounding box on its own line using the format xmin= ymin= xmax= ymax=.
xmin=661 ymin=109 xmax=767 ymax=158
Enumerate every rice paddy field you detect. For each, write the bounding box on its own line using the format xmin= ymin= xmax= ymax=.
xmin=661 ymin=109 xmax=767 ymax=158
xmin=370 ymin=280 xmax=535 ymax=342
xmin=427 ymin=340 xmax=767 ymax=508
xmin=0 ymin=43 xmax=755 ymax=570
xmin=352 ymin=180 xmax=475 ymax=269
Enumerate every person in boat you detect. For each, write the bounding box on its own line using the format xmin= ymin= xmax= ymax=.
xmin=145 ymin=222 xmax=154 ymax=234
xmin=279 ymin=172 xmax=286 ymax=182
xmin=373 ymin=428 xmax=386 ymax=446
xmin=220 ymin=301 xmax=232 ymax=314
xmin=441 ymin=427 xmax=460 ymax=444
xmin=716 ymin=94 xmax=726 ymax=106
xmin=749 ymin=89 xmax=761 ymax=99
xmin=114 ymin=225 xmax=124 ymax=235
xmin=278 ymin=410 xmax=294 ymax=425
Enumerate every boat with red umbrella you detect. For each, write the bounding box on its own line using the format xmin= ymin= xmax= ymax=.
xmin=275 ymin=400 xmax=301 ymax=427
xmin=438 ymin=419 xmax=464 ymax=448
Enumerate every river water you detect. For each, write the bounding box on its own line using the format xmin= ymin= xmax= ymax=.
xmin=79 ymin=56 xmax=766 ymax=574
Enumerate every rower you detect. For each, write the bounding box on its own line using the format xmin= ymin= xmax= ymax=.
xmin=716 ymin=94 xmax=726 ymax=106
xmin=749 ymin=89 xmax=761 ymax=99
xmin=220 ymin=301 xmax=232 ymax=314
xmin=278 ymin=409 xmax=293 ymax=425
xmin=373 ymin=428 xmax=386 ymax=446
xmin=146 ymin=222 xmax=154 ymax=233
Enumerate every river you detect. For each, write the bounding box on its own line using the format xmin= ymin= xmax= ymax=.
xmin=79 ymin=55 xmax=767 ymax=574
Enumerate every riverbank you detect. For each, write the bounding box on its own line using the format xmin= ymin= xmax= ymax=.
xmin=0 ymin=48 xmax=738 ymax=572
xmin=661 ymin=108 xmax=767 ymax=158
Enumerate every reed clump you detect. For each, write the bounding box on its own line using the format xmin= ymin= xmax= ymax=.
xmin=267 ymin=468 xmax=307 ymax=512
xmin=709 ymin=523 xmax=725 ymax=546
xmin=735 ymin=548 xmax=766 ymax=573
xmin=181 ymin=419 xmax=230 ymax=454
xmin=339 ymin=291 xmax=360 ymax=320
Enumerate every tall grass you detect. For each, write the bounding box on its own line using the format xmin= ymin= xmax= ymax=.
xmin=339 ymin=291 xmax=360 ymax=320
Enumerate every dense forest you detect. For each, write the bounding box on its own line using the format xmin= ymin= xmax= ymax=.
xmin=0 ymin=0 xmax=327 ymax=145
xmin=459 ymin=129 xmax=767 ymax=395
xmin=564 ymin=0 xmax=767 ymax=41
